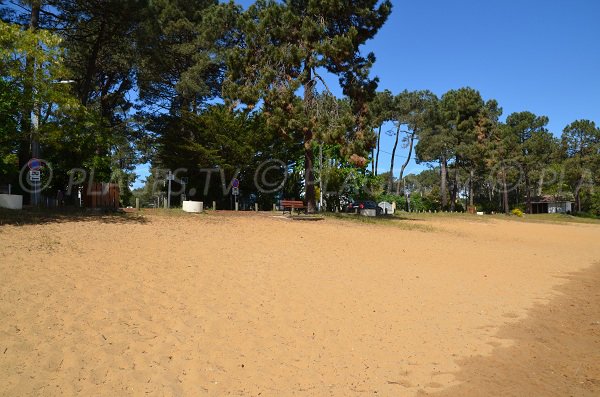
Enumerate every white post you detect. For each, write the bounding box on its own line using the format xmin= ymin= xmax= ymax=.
xmin=167 ymin=170 xmax=172 ymax=209
xmin=235 ymin=201 xmax=239 ymax=211
xmin=213 ymin=201 xmax=216 ymax=210
xmin=136 ymin=197 xmax=140 ymax=211
xmin=255 ymin=203 xmax=258 ymax=212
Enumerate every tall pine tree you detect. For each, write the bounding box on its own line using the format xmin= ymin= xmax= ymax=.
xmin=223 ymin=0 xmax=391 ymax=212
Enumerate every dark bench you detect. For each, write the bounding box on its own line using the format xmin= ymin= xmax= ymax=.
xmin=281 ymin=200 xmax=306 ymax=215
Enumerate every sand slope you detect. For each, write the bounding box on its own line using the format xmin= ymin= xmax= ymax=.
xmin=1 ymin=212 xmax=599 ymax=396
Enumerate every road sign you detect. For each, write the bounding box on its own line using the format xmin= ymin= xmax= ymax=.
xmin=28 ymin=158 xmax=42 ymax=171
xmin=29 ymin=170 xmax=41 ymax=182
xmin=232 ymin=187 xmax=239 ymax=196
xmin=232 ymin=178 xmax=240 ymax=188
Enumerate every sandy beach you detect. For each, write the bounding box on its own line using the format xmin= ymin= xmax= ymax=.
xmin=1 ymin=211 xmax=599 ymax=396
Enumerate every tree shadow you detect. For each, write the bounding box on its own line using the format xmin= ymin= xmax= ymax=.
xmin=0 ymin=207 xmax=148 ymax=227
xmin=425 ymin=263 xmax=600 ymax=397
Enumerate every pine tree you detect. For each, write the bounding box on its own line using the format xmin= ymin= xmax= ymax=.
xmin=223 ymin=0 xmax=392 ymax=212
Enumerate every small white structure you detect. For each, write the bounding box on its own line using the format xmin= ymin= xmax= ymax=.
xmin=0 ymin=194 xmax=23 ymax=210
xmin=548 ymin=201 xmax=572 ymax=214
xmin=378 ymin=201 xmax=394 ymax=215
xmin=360 ymin=208 xmax=377 ymax=217
xmin=531 ymin=196 xmax=574 ymax=214
xmin=182 ymin=200 xmax=203 ymax=213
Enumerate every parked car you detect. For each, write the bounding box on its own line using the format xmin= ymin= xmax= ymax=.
xmin=346 ymin=200 xmax=383 ymax=216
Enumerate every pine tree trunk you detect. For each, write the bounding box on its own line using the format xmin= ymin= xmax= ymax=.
xmin=537 ymin=171 xmax=544 ymax=196
xmin=304 ymin=138 xmax=316 ymax=213
xmin=303 ymin=70 xmax=316 ymax=213
xmin=371 ymin=147 xmax=374 ymax=174
xmin=375 ymin=125 xmax=382 ymax=176
xmin=440 ymin=156 xmax=448 ymax=209
xmin=525 ymin=171 xmax=532 ymax=214
xmin=396 ymin=131 xmax=415 ymax=195
xmin=469 ymin=169 xmax=474 ymax=206
xmin=387 ymin=124 xmax=400 ymax=194
xmin=502 ymin=167 xmax=509 ymax=214
xmin=450 ymin=162 xmax=458 ymax=211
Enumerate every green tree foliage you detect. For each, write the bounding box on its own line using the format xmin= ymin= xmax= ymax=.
xmin=369 ymin=90 xmax=394 ymax=175
xmin=223 ymin=0 xmax=392 ymax=212
xmin=561 ymin=120 xmax=600 ymax=212
xmin=504 ymin=111 xmax=550 ymax=213
xmin=414 ymin=94 xmax=451 ymax=207
xmin=47 ymin=0 xmax=150 ymax=195
xmin=149 ymin=105 xmax=299 ymax=208
xmin=137 ymin=0 xmax=239 ymax=111
xmin=439 ymin=88 xmax=487 ymax=210
xmin=0 ymin=19 xmax=81 ymax=189
xmin=4 ymin=1 xmax=147 ymax=202
xmin=385 ymin=90 xmax=437 ymax=195
xmin=0 ymin=79 xmax=20 ymax=180
xmin=416 ymin=88 xmax=499 ymax=210
xmin=2 ymin=2 xmax=599 ymax=215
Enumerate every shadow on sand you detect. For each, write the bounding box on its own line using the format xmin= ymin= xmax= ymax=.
xmin=425 ymin=263 xmax=600 ymax=397
xmin=0 ymin=207 xmax=148 ymax=227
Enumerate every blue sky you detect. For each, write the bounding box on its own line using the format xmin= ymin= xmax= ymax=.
xmin=135 ymin=0 xmax=600 ymax=187
xmin=361 ymin=0 xmax=600 ymax=175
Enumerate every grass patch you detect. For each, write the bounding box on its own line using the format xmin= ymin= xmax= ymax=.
xmin=141 ymin=208 xmax=200 ymax=217
xmin=398 ymin=211 xmax=600 ymax=225
xmin=324 ymin=212 xmax=435 ymax=232
xmin=397 ymin=211 xmax=493 ymax=223
xmin=0 ymin=207 xmax=147 ymax=226
xmin=496 ymin=213 xmax=600 ymax=225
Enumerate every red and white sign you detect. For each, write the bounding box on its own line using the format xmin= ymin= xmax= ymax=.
xmin=28 ymin=158 xmax=43 ymax=171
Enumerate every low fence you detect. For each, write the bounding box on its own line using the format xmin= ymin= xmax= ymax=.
xmin=82 ymin=183 xmax=120 ymax=209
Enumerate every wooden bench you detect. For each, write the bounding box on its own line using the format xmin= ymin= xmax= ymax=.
xmin=281 ymin=200 xmax=306 ymax=215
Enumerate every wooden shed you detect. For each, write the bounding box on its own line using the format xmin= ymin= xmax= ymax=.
xmin=83 ymin=182 xmax=120 ymax=209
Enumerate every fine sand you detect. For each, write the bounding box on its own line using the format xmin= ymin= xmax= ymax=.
xmin=1 ymin=211 xmax=599 ymax=396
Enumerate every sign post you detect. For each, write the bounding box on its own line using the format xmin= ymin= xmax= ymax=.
xmin=180 ymin=177 xmax=188 ymax=202
xmin=167 ymin=170 xmax=174 ymax=209
xmin=232 ymin=178 xmax=240 ymax=211
xmin=28 ymin=159 xmax=42 ymax=206
xmin=29 ymin=170 xmax=41 ymax=182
